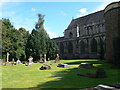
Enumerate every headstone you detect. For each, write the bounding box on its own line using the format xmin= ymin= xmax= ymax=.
xmin=16 ymin=59 xmax=22 ymax=64
xmin=77 ymin=68 xmax=106 ymax=78
xmin=96 ymin=68 xmax=106 ymax=78
xmin=57 ymin=63 xmax=69 ymax=68
xmin=28 ymin=56 xmax=33 ymax=65
xmin=55 ymin=54 xmax=60 ymax=63
xmin=40 ymin=64 xmax=51 ymax=70
xmin=79 ymin=63 xmax=94 ymax=69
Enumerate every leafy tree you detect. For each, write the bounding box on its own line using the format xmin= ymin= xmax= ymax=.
xmin=25 ymin=14 xmax=58 ymax=61
xmin=1 ymin=18 xmax=29 ymax=61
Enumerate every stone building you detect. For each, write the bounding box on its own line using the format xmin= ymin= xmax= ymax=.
xmin=53 ymin=10 xmax=106 ymax=59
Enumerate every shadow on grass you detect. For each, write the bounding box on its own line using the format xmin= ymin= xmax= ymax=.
xmin=28 ymin=60 xmax=120 ymax=89
xmin=65 ymin=60 xmax=102 ymax=65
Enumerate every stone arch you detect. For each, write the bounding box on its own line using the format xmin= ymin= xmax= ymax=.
xmin=68 ymin=42 xmax=73 ymax=54
xmin=80 ymin=40 xmax=86 ymax=53
xmin=91 ymin=38 xmax=97 ymax=53
xmin=60 ymin=43 xmax=64 ymax=54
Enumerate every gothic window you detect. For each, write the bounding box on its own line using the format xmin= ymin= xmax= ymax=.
xmin=98 ymin=24 xmax=101 ymax=33
xmin=87 ymin=27 xmax=89 ymax=35
xmin=90 ymin=26 xmax=93 ymax=35
xmin=60 ymin=43 xmax=64 ymax=54
xmin=91 ymin=39 xmax=97 ymax=53
xmin=102 ymin=24 xmax=105 ymax=32
xmin=80 ymin=41 xmax=86 ymax=53
xmin=69 ymin=32 xmax=73 ymax=38
xmin=68 ymin=42 xmax=73 ymax=53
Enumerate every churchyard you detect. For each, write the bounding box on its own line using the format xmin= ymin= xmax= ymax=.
xmin=2 ymin=59 xmax=120 ymax=89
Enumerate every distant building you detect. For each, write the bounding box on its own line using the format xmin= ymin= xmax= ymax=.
xmin=53 ymin=10 xmax=106 ymax=59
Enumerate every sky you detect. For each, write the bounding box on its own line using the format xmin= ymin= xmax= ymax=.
xmin=0 ymin=0 xmax=119 ymax=38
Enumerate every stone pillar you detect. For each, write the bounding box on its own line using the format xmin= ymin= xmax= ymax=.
xmin=44 ymin=54 xmax=46 ymax=63
xmin=6 ymin=52 xmax=10 ymax=63
xmin=104 ymin=2 xmax=120 ymax=64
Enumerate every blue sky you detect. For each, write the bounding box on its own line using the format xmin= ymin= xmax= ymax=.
xmin=0 ymin=0 xmax=118 ymax=38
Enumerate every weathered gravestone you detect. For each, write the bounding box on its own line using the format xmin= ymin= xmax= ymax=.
xmin=40 ymin=64 xmax=51 ymax=70
xmin=77 ymin=68 xmax=106 ymax=78
xmin=78 ymin=63 xmax=94 ymax=69
xmin=55 ymin=54 xmax=60 ymax=63
xmin=96 ymin=68 xmax=106 ymax=78
xmin=16 ymin=59 xmax=22 ymax=64
xmin=28 ymin=56 xmax=34 ymax=65
xmin=57 ymin=63 xmax=69 ymax=68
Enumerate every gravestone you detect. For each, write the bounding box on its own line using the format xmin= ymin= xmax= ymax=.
xmin=28 ymin=56 xmax=34 ymax=65
xmin=40 ymin=64 xmax=51 ymax=70
xmin=79 ymin=63 xmax=94 ymax=69
xmin=16 ymin=59 xmax=22 ymax=64
xmin=96 ymin=68 xmax=106 ymax=78
xmin=77 ymin=68 xmax=106 ymax=78
xmin=55 ymin=54 xmax=60 ymax=63
xmin=57 ymin=63 xmax=69 ymax=68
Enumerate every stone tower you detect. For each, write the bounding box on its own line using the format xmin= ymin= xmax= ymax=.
xmin=104 ymin=1 xmax=120 ymax=65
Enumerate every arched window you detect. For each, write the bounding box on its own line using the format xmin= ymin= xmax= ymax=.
xmin=91 ymin=39 xmax=97 ymax=53
xmin=68 ymin=42 xmax=73 ymax=53
xmin=80 ymin=41 xmax=86 ymax=53
xmin=69 ymin=32 xmax=73 ymax=38
xmin=60 ymin=43 xmax=64 ymax=54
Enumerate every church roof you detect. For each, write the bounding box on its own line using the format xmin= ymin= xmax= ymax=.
xmin=67 ymin=10 xmax=104 ymax=29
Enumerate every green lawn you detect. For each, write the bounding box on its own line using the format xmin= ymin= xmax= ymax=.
xmin=2 ymin=59 xmax=120 ymax=89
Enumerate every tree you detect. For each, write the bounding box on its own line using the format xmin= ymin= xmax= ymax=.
xmin=25 ymin=14 xmax=58 ymax=61
xmin=1 ymin=18 xmax=29 ymax=61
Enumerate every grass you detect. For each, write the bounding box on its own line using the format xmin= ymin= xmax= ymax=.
xmin=2 ymin=59 xmax=120 ymax=89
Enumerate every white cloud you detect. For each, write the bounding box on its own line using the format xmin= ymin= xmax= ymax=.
xmin=79 ymin=8 xmax=87 ymax=14
xmin=76 ymin=0 xmax=119 ymax=18
xmin=45 ymin=27 xmax=59 ymax=39
xmin=31 ymin=8 xmax=36 ymax=12
xmin=76 ymin=8 xmax=88 ymax=18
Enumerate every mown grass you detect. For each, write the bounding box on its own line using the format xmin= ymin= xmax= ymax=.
xmin=2 ymin=59 xmax=120 ymax=89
